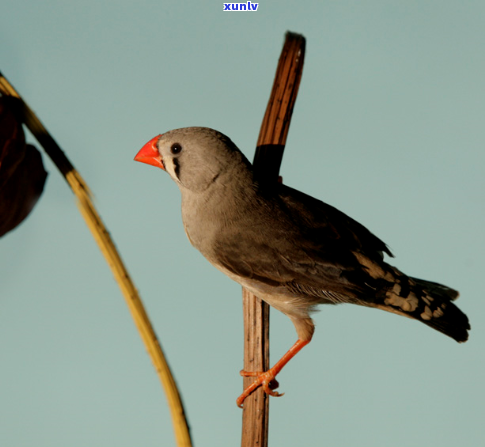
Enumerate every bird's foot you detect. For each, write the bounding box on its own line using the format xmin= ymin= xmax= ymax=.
xmin=236 ymin=368 xmax=283 ymax=408
xmin=236 ymin=339 xmax=310 ymax=408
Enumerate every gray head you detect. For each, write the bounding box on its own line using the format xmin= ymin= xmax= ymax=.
xmin=135 ymin=127 xmax=252 ymax=192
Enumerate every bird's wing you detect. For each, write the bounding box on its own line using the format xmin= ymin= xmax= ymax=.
xmin=211 ymin=184 xmax=392 ymax=302
xmin=277 ymin=184 xmax=393 ymax=262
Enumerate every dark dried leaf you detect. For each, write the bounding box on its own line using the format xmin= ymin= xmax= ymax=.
xmin=0 ymin=97 xmax=47 ymax=237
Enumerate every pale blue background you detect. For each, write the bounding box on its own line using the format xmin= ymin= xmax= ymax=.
xmin=1 ymin=1 xmax=484 ymax=446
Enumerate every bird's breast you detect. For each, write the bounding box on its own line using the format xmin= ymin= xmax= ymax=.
xmin=180 ymin=184 xmax=263 ymax=256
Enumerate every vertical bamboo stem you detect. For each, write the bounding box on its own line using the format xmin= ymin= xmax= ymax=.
xmin=241 ymin=32 xmax=306 ymax=447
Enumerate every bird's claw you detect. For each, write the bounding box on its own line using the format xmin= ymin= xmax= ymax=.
xmin=237 ymin=370 xmax=284 ymax=408
xmin=239 ymin=369 xmax=263 ymax=377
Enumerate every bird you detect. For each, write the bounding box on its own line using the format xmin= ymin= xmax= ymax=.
xmin=134 ymin=127 xmax=470 ymax=408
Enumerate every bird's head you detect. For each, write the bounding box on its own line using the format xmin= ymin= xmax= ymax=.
xmin=135 ymin=127 xmax=252 ymax=193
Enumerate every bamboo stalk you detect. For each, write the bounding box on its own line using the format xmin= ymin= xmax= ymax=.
xmin=0 ymin=72 xmax=193 ymax=447
xmin=241 ymin=32 xmax=306 ymax=447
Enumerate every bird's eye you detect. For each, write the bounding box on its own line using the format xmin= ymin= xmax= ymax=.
xmin=171 ymin=143 xmax=182 ymax=154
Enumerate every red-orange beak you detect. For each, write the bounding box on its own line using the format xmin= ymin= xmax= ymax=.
xmin=134 ymin=135 xmax=165 ymax=170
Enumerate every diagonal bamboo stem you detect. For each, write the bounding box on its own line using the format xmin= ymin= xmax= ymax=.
xmin=241 ymin=31 xmax=306 ymax=447
xmin=0 ymin=72 xmax=192 ymax=447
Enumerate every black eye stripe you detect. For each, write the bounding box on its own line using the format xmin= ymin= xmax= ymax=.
xmin=171 ymin=143 xmax=182 ymax=154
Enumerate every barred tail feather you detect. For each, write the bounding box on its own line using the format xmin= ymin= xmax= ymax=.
xmin=410 ymin=277 xmax=470 ymax=343
xmin=378 ymin=275 xmax=470 ymax=343
xmin=350 ymin=253 xmax=469 ymax=342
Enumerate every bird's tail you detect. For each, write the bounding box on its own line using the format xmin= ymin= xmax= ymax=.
xmin=377 ymin=274 xmax=470 ymax=343
xmin=408 ymin=277 xmax=469 ymax=342
xmin=351 ymin=253 xmax=470 ymax=342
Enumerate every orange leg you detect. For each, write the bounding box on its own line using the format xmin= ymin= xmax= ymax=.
xmin=236 ymin=339 xmax=310 ymax=408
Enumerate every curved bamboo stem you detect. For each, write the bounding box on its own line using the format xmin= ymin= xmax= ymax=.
xmin=0 ymin=72 xmax=192 ymax=447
